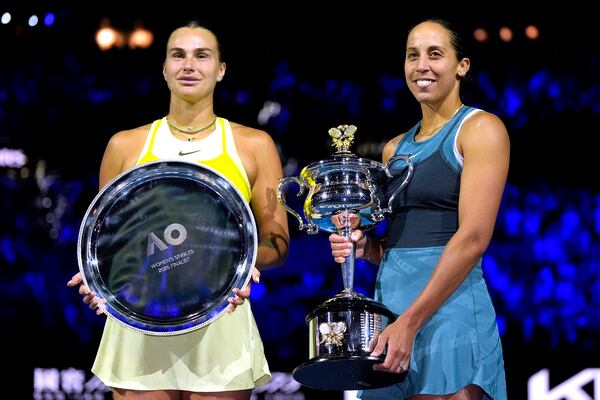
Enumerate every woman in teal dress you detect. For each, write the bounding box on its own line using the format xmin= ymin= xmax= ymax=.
xmin=330 ymin=19 xmax=509 ymax=399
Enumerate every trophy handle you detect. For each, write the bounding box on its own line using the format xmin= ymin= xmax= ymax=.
xmin=277 ymin=176 xmax=317 ymax=233
xmin=382 ymin=154 xmax=414 ymax=213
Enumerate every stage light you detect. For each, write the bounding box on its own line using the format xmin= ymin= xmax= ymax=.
xmin=28 ymin=14 xmax=38 ymax=27
xmin=96 ymin=27 xmax=117 ymax=50
xmin=0 ymin=148 xmax=27 ymax=168
xmin=525 ymin=25 xmax=539 ymax=40
xmin=473 ymin=28 xmax=488 ymax=42
xmin=44 ymin=12 xmax=55 ymax=27
xmin=95 ymin=19 xmax=125 ymax=50
xmin=128 ymin=24 xmax=153 ymax=49
xmin=499 ymin=26 xmax=513 ymax=42
xmin=1 ymin=12 xmax=11 ymax=24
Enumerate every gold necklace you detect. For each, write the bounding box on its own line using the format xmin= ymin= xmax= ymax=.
xmin=166 ymin=115 xmax=217 ymax=142
xmin=418 ymin=104 xmax=464 ymax=137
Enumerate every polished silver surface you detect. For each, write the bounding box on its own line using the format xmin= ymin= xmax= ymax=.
xmin=77 ymin=160 xmax=257 ymax=335
xmin=277 ymin=125 xmax=413 ymax=292
xmin=277 ymin=123 xmax=412 ymax=236
xmin=307 ymin=293 xmax=392 ymax=359
xmin=278 ymin=125 xmax=412 ymax=389
xmin=297 ymin=291 xmax=405 ymax=390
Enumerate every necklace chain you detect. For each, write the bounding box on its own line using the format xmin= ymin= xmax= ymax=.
xmin=418 ymin=104 xmax=464 ymax=137
xmin=166 ymin=115 xmax=217 ymax=142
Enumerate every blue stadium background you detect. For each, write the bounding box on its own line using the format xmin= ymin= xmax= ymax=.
xmin=1 ymin=5 xmax=598 ymax=399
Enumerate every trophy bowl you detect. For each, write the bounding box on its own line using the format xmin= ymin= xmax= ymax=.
xmin=278 ymin=125 xmax=413 ymax=390
xmin=77 ymin=160 xmax=257 ymax=335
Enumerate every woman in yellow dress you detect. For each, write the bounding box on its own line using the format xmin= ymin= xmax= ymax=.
xmin=68 ymin=22 xmax=289 ymax=400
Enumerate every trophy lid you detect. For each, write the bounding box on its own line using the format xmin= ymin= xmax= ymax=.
xmin=77 ymin=160 xmax=257 ymax=335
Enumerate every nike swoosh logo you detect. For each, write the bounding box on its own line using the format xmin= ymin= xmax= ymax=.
xmin=410 ymin=151 xmax=422 ymax=158
xmin=178 ymin=149 xmax=202 ymax=156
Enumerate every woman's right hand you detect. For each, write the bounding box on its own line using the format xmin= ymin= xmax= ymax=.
xmin=329 ymin=230 xmax=367 ymax=263
xmin=67 ymin=272 xmax=106 ymax=315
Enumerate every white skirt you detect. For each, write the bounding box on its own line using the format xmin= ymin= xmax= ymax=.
xmin=91 ymin=301 xmax=270 ymax=392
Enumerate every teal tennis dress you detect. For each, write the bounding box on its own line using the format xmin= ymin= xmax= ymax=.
xmin=361 ymin=106 xmax=507 ymax=399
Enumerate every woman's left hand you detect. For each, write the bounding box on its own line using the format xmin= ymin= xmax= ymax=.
xmin=227 ymin=267 xmax=260 ymax=312
xmin=370 ymin=314 xmax=417 ymax=374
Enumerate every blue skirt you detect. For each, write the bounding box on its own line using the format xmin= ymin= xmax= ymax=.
xmin=359 ymin=247 xmax=507 ymax=400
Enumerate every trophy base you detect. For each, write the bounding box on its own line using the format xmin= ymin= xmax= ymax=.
xmin=293 ymin=355 xmax=406 ymax=390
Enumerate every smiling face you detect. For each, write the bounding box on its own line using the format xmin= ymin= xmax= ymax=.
xmin=162 ymin=27 xmax=226 ymax=103
xmin=404 ymin=21 xmax=469 ymax=107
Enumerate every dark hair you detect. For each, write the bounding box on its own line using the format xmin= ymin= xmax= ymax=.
xmin=409 ymin=18 xmax=467 ymax=61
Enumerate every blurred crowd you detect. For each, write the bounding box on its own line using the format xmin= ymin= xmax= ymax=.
xmin=1 ymin=14 xmax=599 ymax=373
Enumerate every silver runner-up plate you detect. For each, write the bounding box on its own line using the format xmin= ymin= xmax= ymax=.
xmin=77 ymin=160 xmax=257 ymax=335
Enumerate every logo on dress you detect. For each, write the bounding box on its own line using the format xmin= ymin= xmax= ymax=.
xmin=178 ymin=149 xmax=202 ymax=156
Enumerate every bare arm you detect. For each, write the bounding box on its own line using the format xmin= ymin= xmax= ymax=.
xmin=227 ymin=130 xmax=290 ymax=311
xmin=372 ymin=112 xmax=510 ymax=372
xmin=250 ymin=132 xmax=290 ymax=270
xmin=401 ymin=112 xmax=509 ymax=330
xmin=99 ymin=132 xmax=129 ymax=189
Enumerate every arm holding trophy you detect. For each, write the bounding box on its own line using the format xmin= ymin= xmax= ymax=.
xmin=327 ymin=18 xmax=509 ymax=400
xmin=277 ymin=124 xmax=413 ymax=390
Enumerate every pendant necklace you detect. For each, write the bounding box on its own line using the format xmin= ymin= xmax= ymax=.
xmin=166 ymin=115 xmax=218 ymax=142
xmin=417 ymin=104 xmax=464 ymax=137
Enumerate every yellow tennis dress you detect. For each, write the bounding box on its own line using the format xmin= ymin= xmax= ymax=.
xmin=91 ymin=117 xmax=271 ymax=391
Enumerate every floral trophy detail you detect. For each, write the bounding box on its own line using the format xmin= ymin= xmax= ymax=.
xmin=328 ymin=124 xmax=357 ymax=153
